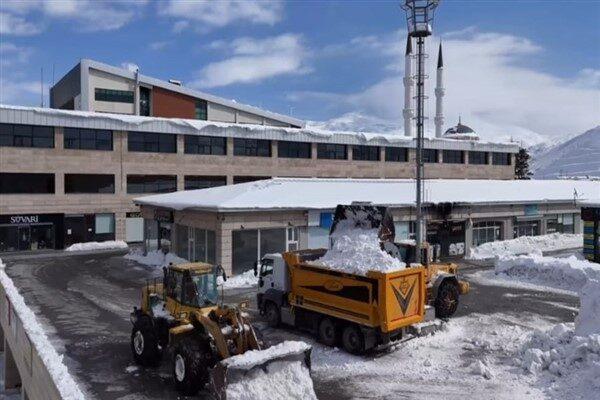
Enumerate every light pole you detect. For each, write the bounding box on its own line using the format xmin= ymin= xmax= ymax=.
xmin=401 ymin=0 xmax=440 ymax=263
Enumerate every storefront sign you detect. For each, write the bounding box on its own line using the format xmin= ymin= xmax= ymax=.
xmin=524 ymin=205 xmax=539 ymax=216
xmin=9 ymin=215 xmax=39 ymax=224
xmin=154 ymin=209 xmax=174 ymax=223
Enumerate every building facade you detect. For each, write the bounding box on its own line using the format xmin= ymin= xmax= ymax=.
xmin=582 ymin=203 xmax=600 ymax=263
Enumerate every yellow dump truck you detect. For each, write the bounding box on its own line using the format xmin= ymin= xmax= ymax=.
xmin=255 ymin=204 xmax=469 ymax=354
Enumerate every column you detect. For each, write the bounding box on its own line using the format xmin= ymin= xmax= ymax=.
xmin=464 ymin=218 xmax=473 ymax=258
xmin=177 ymin=134 xmax=184 ymax=155
xmin=311 ymin=143 xmax=318 ymax=160
xmin=4 ymin=343 xmax=21 ymax=390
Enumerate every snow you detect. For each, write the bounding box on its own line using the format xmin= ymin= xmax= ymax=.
xmin=225 ymin=360 xmax=317 ymax=400
xmin=217 ymin=269 xmax=258 ymax=289
xmin=133 ymin=177 xmax=600 ymax=212
xmin=314 ymin=220 xmax=405 ymax=276
xmin=222 ymin=341 xmax=311 ymax=369
xmin=575 ymin=279 xmax=600 ymax=336
xmin=0 ymin=259 xmax=85 ymax=400
xmin=124 ymin=248 xmax=187 ymax=268
xmin=65 ymin=240 xmax=128 ymax=252
xmin=467 ymin=233 xmax=583 ymax=260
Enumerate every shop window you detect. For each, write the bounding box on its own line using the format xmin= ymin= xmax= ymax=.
xmin=184 ymin=176 xmax=226 ymax=190
xmin=352 ymin=145 xmax=380 ymax=161
xmin=94 ymin=88 xmax=134 ymax=103
xmin=0 ymin=173 xmax=55 ymax=194
xmin=64 ymin=128 xmax=112 ymax=151
xmin=128 ymin=131 xmax=176 ymax=153
xmin=547 ymin=214 xmax=575 ymax=234
xmin=472 ymin=221 xmax=502 ymax=247
xmin=95 ymin=214 xmax=115 ymax=234
xmin=422 ymin=149 xmax=438 ymax=163
xmin=233 ymin=138 xmax=271 ymax=157
xmin=317 ymin=143 xmax=347 ymax=160
xmin=0 ymin=123 xmax=54 ymax=148
xmin=492 ymin=153 xmax=512 ymax=166
xmin=443 ymin=150 xmax=464 ymax=164
xmin=184 ymin=135 xmax=226 ymax=155
xmin=65 ymin=174 xmax=115 ymax=194
xmin=385 ymin=147 xmax=408 ymax=162
xmin=195 ymin=99 xmax=208 ymax=120
xmin=278 ymin=141 xmax=311 ymax=159
xmin=232 ymin=228 xmax=286 ymax=274
xmin=514 ymin=220 xmax=540 ymax=238
xmin=127 ymin=175 xmax=177 ymax=194
xmin=469 ymin=151 xmax=488 ymax=165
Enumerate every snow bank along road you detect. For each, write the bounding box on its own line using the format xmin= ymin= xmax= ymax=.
xmin=2 ymin=251 xmax=583 ymax=400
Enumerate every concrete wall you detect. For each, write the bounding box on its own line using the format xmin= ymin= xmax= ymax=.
xmin=0 ymin=284 xmax=63 ymax=400
xmin=88 ymin=69 xmax=135 ymax=114
xmin=50 ymin=64 xmax=80 ymax=110
xmin=207 ymin=102 xmax=237 ymax=123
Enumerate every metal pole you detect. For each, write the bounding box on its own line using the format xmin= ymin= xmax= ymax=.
xmin=414 ymin=36 xmax=425 ymax=263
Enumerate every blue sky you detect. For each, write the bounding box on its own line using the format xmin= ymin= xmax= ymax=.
xmin=1 ymin=0 xmax=599 ymax=143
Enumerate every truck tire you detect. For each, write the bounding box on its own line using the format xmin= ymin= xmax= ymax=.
xmin=435 ymin=280 xmax=459 ymax=318
xmin=131 ymin=319 xmax=161 ymax=366
xmin=342 ymin=325 xmax=365 ymax=355
xmin=264 ymin=301 xmax=281 ymax=328
xmin=173 ymin=338 xmax=210 ymax=396
xmin=318 ymin=318 xmax=338 ymax=347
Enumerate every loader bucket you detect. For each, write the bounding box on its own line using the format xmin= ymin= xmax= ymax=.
xmin=209 ymin=341 xmax=314 ymax=400
xmin=330 ymin=204 xmax=395 ymax=242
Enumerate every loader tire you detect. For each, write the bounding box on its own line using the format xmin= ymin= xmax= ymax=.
xmin=264 ymin=301 xmax=281 ymax=328
xmin=173 ymin=338 xmax=210 ymax=396
xmin=131 ymin=319 xmax=161 ymax=366
xmin=342 ymin=324 xmax=365 ymax=355
xmin=435 ymin=280 xmax=459 ymax=318
xmin=318 ymin=318 xmax=338 ymax=347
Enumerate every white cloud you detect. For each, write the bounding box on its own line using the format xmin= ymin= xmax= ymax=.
xmin=172 ymin=20 xmax=189 ymax=33
xmin=120 ymin=62 xmax=139 ymax=72
xmin=292 ymin=29 xmax=600 ymax=144
xmin=149 ymin=41 xmax=170 ymax=51
xmin=0 ymin=0 xmax=146 ymax=33
xmin=191 ymin=33 xmax=310 ymax=89
xmin=0 ymin=12 xmax=42 ymax=35
xmin=0 ymin=42 xmax=33 ymax=66
xmin=161 ymin=0 xmax=283 ymax=30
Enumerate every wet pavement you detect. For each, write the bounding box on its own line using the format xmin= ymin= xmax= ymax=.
xmin=1 ymin=251 xmax=580 ymax=400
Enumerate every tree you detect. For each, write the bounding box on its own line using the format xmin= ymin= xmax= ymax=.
xmin=515 ymin=148 xmax=533 ymax=180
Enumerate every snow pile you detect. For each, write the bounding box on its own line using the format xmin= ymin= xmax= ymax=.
xmin=217 ymin=269 xmax=258 ymax=289
xmin=468 ymin=233 xmax=582 ymax=260
xmin=575 ymin=279 xmax=600 ymax=336
xmin=494 ymin=254 xmax=600 ymax=292
xmin=0 ymin=259 xmax=85 ymax=399
xmin=65 ymin=240 xmax=128 ymax=252
xmin=315 ymin=221 xmax=405 ymax=276
xmin=224 ymin=341 xmax=315 ymax=400
xmin=124 ymin=249 xmax=187 ymax=267
xmin=470 ymin=359 xmax=494 ymax=379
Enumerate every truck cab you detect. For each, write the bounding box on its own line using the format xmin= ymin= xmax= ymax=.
xmin=255 ymin=253 xmax=290 ymax=318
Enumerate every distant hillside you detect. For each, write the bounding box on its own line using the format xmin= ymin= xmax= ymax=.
xmin=532 ymin=126 xmax=600 ymax=179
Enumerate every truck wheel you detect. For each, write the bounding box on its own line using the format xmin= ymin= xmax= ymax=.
xmin=265 ymin=302 xmax=281 ymax=328
xmin=131 ymin=319 xmax=161 ymax=366
xmin=342 ymin=325 xmax=365 ymax=355
xmin=435 ymin=280 xmax=459 ymax=318
xmin=173 ymin=338 xmax=210 ymax=396
xmin=318 ymin=318 xmax=338 ymax=347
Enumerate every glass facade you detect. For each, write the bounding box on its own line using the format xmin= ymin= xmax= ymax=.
xmin=492 ymin=153 xmax=512 ymax=165
xmin=278 ymin=141 xmax=311 ymax=159
xmin=128 ymin=131 xmax=176 ymax=153
xmin=233 ymin=138 xmax=271 ymax=157
xmin=422 ymin=149 xmax=438 ymax=163
xmin=184 ymin=135 xmax=226 ymax=155
xmin=95 ymin=214 xmax=115 ymax=234
xmin=174 ymin=224 xmax=216 ymax=264
xmin=184 ymin=175 xmax=226 ymax=190
xmin=469 ymin=151 xmax=488 ymax=165
xmin=352 ymin=145 xmax=380 ymax=161
xmin=472 ymin=221 xmax=502 ymax=247
xmin=0 ymin=124 xmax=54 ymax=148
xmin=127 ymin=175 xmax=177 ymax=194
xmin=317 ymin=143 xmax=347 ymax=160
xmin=94 ymin=88 xmax=134 ymax=103
xmin=0 ymin=173 xmax=55 ymax=194
xmin=443 ymin=150 xmax=464 ymax=164
xmin=514 ymin=220 xmax=540 ymax=238
xmin=232 ymin=228 xmax=286 ymax=274
xmin=64 ymin=128 xmax=112 ymax=150
xmin=195 ymin=99 xmax=208 ymax=120
xmin=385 ymin=147 xmax=408 ymax=162
xmin=65 ymin=174 xmax=115 ymax=194
xmin=547 ymin=214 xmax=575 ymax=234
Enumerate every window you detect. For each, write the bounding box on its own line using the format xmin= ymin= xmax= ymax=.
xmin=492 ymin=153 xmax=512 ymax=166
xmin=0 ymin=124 xmax=54 ymax=148
xmin=443 ymin=150 xmax=464 ymax=164
xmin=547 ymin=214 xmax=575 ymax=234
xmin=94 ymin=88 xmax=134 ymax=103
xmin=514 ymin=220 xmax=540 ymax=238
xmin=422 ymin=149 xmax=438 ymax=163
xmin=472 ymin=221 xmax=502 ymax=247
xmin=352 ymin=145 xmax=380 ymax=161
xmin=469 ymin=151 xmax=488 ymax=165
xmin=233 ymin=138 xmax=271 ymax=157
xmin=385 ymin=147 xmax=408 ymax=162
xmin=232 ymin=228 xmax=286 ymax=274
xmin=64 ymin=128 xmax=112 ymax=150
xmin=184 ymin=176 xmax=226 ymax=190
xmin=184 ymin=135 xmax=226 ymax=155
xmin=174 ymin=225 xmax=216 ymax=263
xmin=278 ymin=141 xmax=311 ymax=159
xmin=317 ymin=143 xmax=347 ymax=160
xmin=95 ymin=214 xmax=115 ymax=234
xmin=233 ymin=176 xmax=270 ymax=184
xmin=65 ymin=174 xmax=115 ymax=194
xmin=128 ymin=131 xmax=176 ymax=153
xmin=127 ymin=175 xmax=177 ymax=194
xmin=0 ymin=173 xmax=54 ymax=194
xmin=139 ymin=87 xmax=151 ymax=116
xmin=195 ymin=99 xmax=207 ymax=120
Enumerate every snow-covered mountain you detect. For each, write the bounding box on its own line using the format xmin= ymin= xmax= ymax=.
xmin=532 ymin=126 xmax=600 ymax=179
xmin=307 ymin=112 xmax=403 ymax=134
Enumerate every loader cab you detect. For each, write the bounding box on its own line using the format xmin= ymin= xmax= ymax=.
xmin=164 ymin=263 xmax=219 ymax=308
xmin=255 ymin=253 xmax=289 ymax=294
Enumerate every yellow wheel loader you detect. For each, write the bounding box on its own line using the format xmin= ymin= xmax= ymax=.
xmin=130 ymin=262 xmax=312 ymax=398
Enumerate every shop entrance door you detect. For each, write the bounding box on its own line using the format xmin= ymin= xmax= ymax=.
xmin=65 ymin=215 xmax=86 ymax=247
xmin=17 ymin=226 xmax=31 ymax=250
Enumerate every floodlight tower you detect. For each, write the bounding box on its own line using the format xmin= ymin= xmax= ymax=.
xmin=401 ymin=0 xmax=440 ymax=262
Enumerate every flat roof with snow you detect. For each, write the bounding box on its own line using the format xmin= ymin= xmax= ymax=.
xmin=134 ymin=178 xmax=600 ymax=212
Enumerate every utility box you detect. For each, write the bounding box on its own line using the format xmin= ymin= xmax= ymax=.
xmin=582 ymin=205 xmax=600 ymax=263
